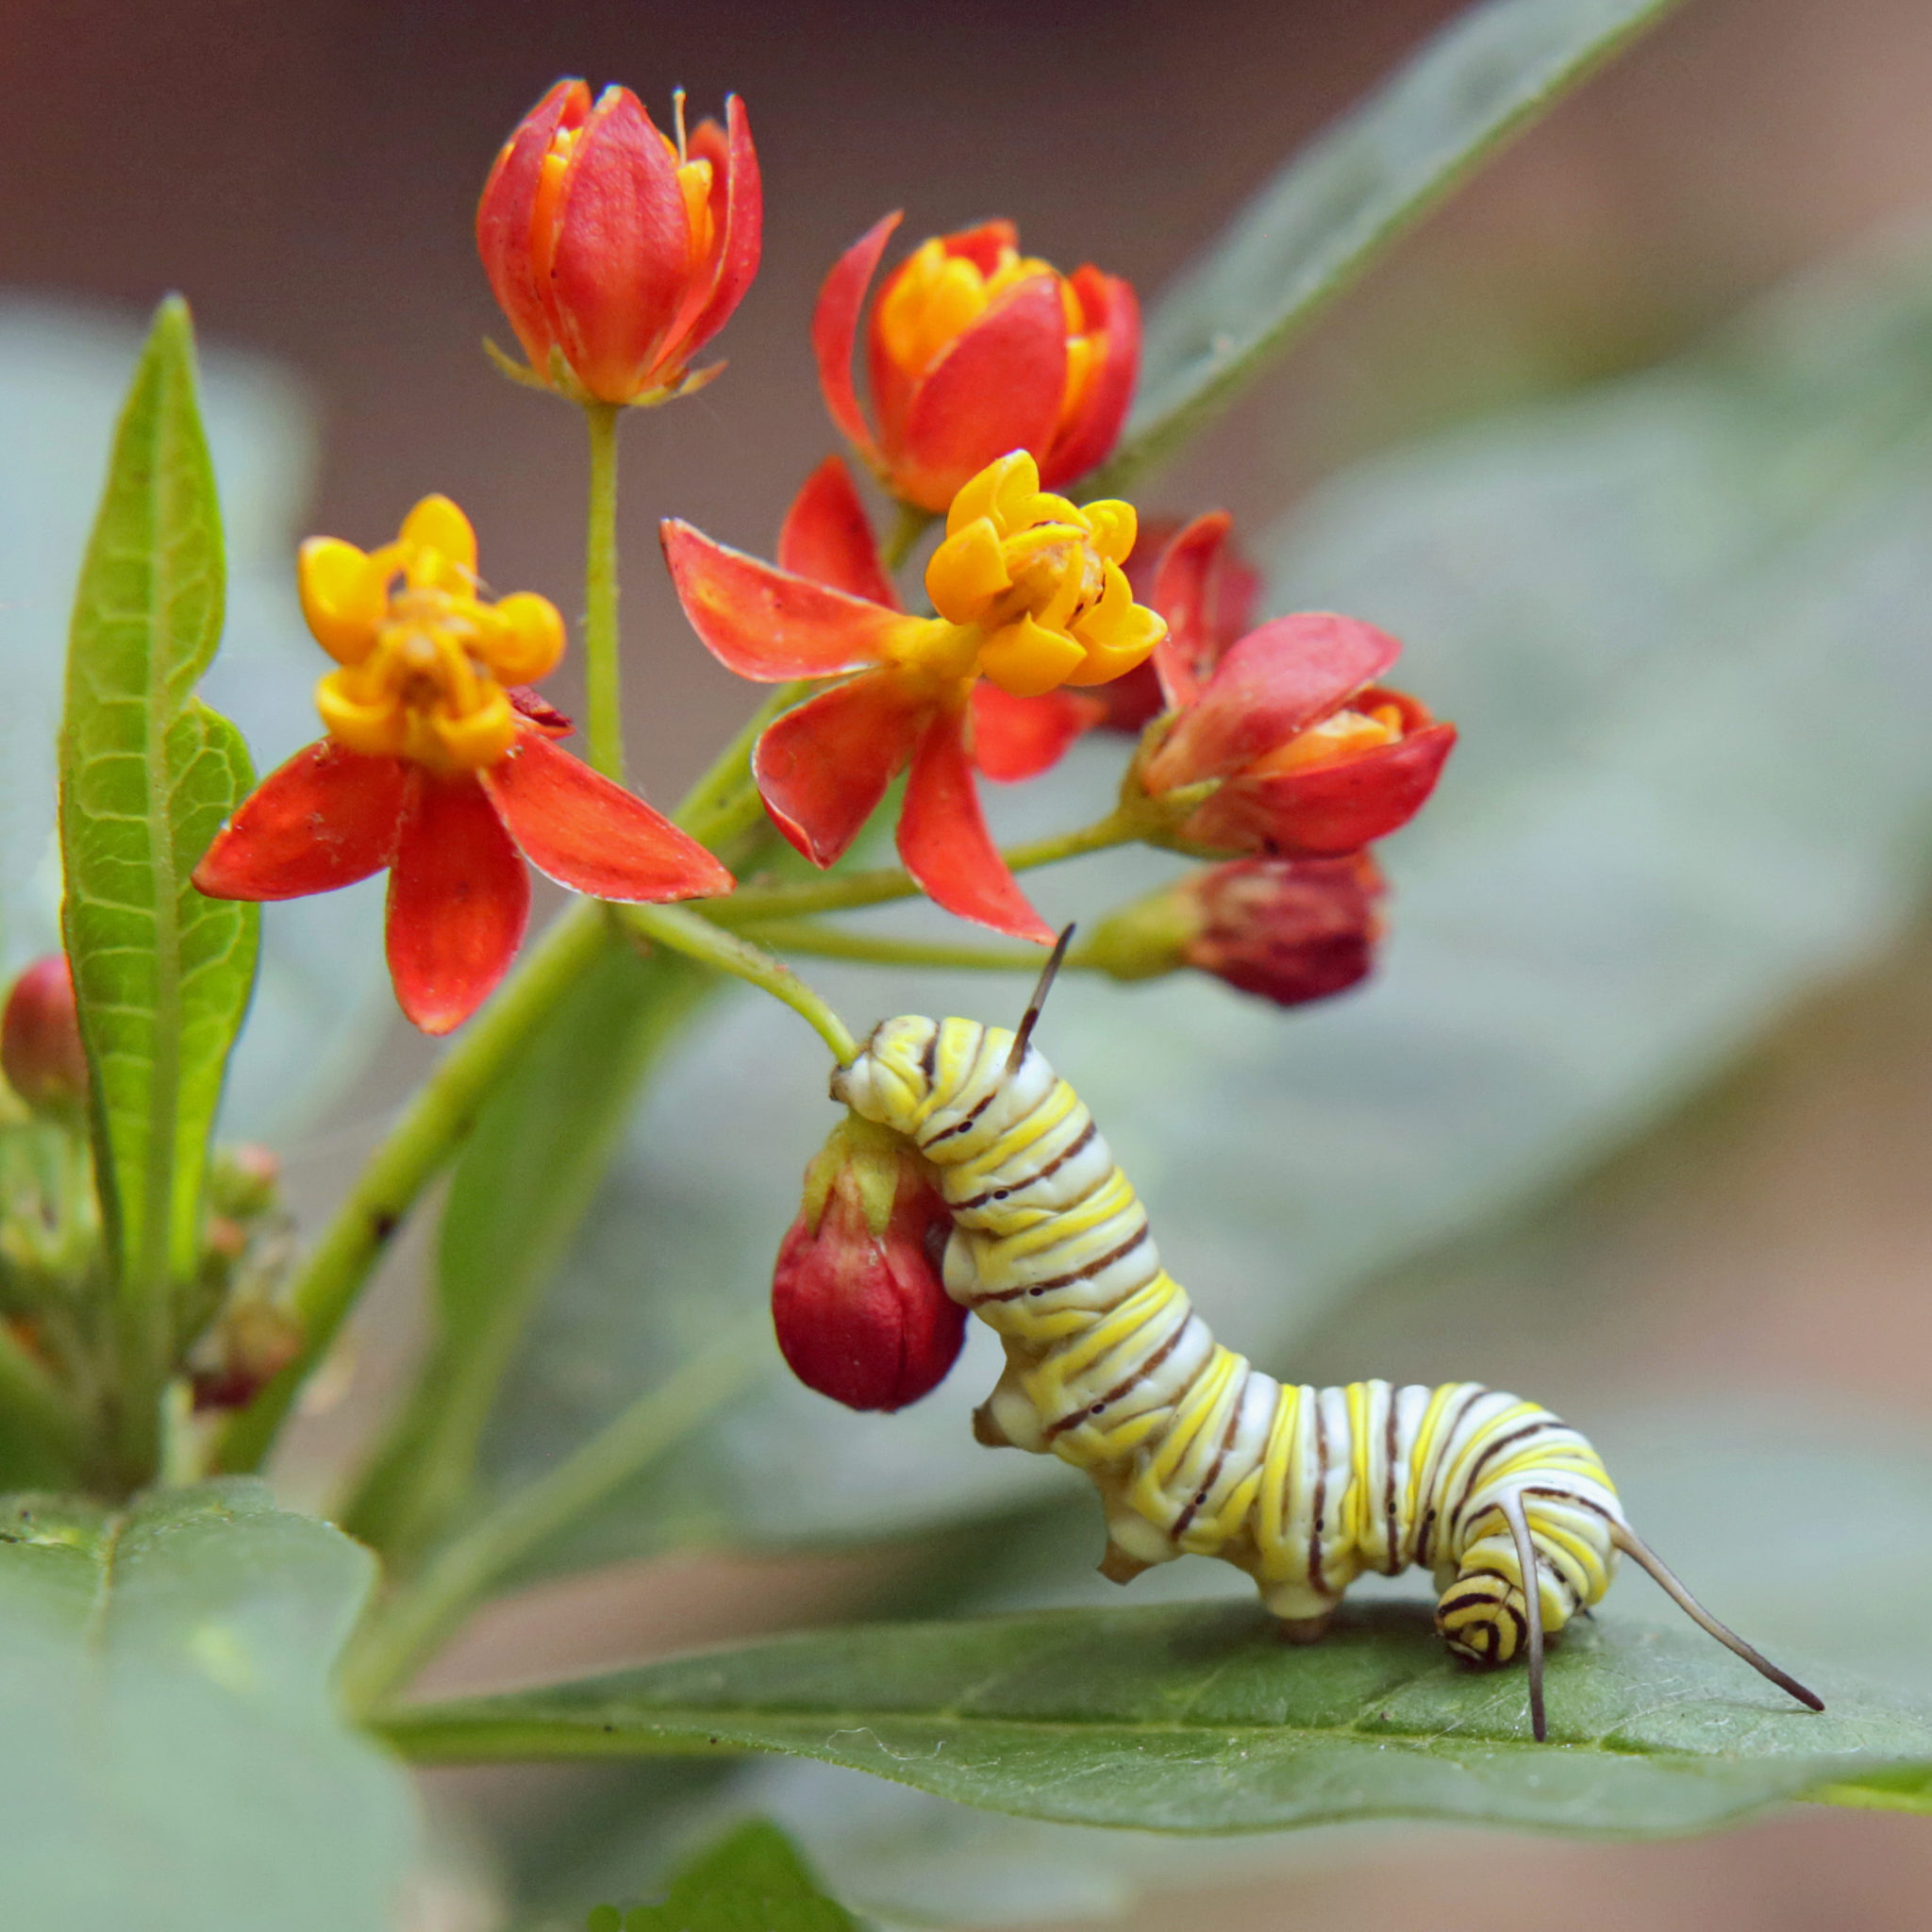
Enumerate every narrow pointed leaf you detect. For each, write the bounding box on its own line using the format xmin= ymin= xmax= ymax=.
xmin=58 ymin=297 xmax=258 ymax=1469
xmin=382 ymin=1603 xmax=1932 ymax=1835
xmin=1096 ymin=0 xmax=1687 ymax=491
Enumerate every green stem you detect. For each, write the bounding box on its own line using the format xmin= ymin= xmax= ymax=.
xmin=674 ymin=680 xmax=806 ymax=849
xmin=582 ymin=401 xmax=625 ymax=785
xmin=708 ymin=808 xmax=1141 ymax=928
xmin=743 ymin=920 xmax=1067 ymax=974
xmin=340 ymin=1327 xmax=762 ymax=1717
xmin=880 ymin=502 xmax=935 ymax=573
xmin=213 ymin=900 xmax=612 ymax=1474
xmin=621 ymin=905 xmax=858 ymax=1063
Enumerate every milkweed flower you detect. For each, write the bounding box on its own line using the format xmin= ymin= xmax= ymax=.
xmin=193 ymin=495 xmax=731 ymax=1036
xmin=663 ymin=451 xmax=1166 ymax=942
xmin=775 ymin=456 xmax=1104 ymax=786
xmin=476 ymin=79 xmax=760 ymax=407
xmin=816 ymin=214 xmax=1138 ymax=513
xmin=1136 ymin=522 xmax=1456 ymax=858
xmin=772 ymin=1115 xmax=963 ymax=1411
xmin=1086 ymin=855 xmax=1386 ymax=1008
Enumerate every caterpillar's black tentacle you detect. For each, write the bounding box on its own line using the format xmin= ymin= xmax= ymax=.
xmin=1610 ymin=1523 xmax=1824 ymax=1712
xmin=1502 ymin=1489 xmax=1547 ymax=1741
xmin=835 ymin=1014 xmax=1823 ymax=1739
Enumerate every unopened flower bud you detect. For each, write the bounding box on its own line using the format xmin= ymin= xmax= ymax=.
xmin=1 ymin=955 xmax=89 ymax=1121
xmin=772 ymin=1114 xmax=962 ymax=1412
xmin=190 ymin=1299 xmax=304 ymax=1413
xmin=208 ymin=1142 xmax=282 ymax=1222
xmin=1086 ymin=856 xmax=1387 ymax=1008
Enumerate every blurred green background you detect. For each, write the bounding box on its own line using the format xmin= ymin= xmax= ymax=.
xmin=10 ymin=0 xmax=1932 ymax=1925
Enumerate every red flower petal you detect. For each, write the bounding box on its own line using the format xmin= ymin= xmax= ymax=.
xmin=896 ymin=274 xmax=1069 ymax=510
xmin=670 ymin=94 xmax=762 ymax=365
xmin=475 ymin=78 xmax=591 ymax=371
xmin=1143 ymin=612 xmax=1405 ymax=791
xmin=1146 ymin=510 xmax=1236 ymax=711
xmin=192 ymin=740 xmax=407 ymax=901
xmin=971 ymin=683 xmax=1103 ymax=783
xmin=507 ymin=686 xmax=575 ymax=737
xmin=898 ymin=705 xmax=1055 ymax=943
xmin=777 ymin=456 xmax=898 ymax=608
xmin=549 ymin=86 xmax=690 ymax=401
xmin=811 ymin=211 xmax=899 ymax=461
xmin=385 ymin=773 xmax=530 ymax=1036
xmin=481 ymin=729 xmax=734 ymax=902
xmin=754 ymin=673 xmax=928 ymax=867
xmin=661 ymin=521 xmax=914 ymax=679
xmin=1185 ymin=722 xmax=1457 ymax=857
xmin=1041 ymin=269 xmax=1140 ymax=489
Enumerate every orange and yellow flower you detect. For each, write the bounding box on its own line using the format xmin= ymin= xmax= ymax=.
xmin=815 ymin=215 xmax=1138 ymax=513
xmin=194 ymin=496 xmax=730 ymax=1035
xmin=476 ymin=79 xmax=760 ymax=407
xmin=663 ymin=451 xmax=1165 ymax=942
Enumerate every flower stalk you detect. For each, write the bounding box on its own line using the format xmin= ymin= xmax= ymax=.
xmin=582 ymin=401 xmax=625 ymax=783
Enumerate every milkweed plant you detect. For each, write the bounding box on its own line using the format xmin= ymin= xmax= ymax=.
xmin=9 ymin=4 xmax=1932 ymax=1928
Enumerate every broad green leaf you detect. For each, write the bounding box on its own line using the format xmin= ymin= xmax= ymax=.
xmin=478 ymin=231 xmax=1932 ymax=1574
xmin=1095 ymin=0 xmax=1688 ymax=491
xmin=0 ymin=1479 xmax=418 ymax=1929
xmin=341 ymin=939 xmax=715 ymax=1563
xmin=382 ymin=1602 xmax=1930 ymax=1837
xmin=58 ymin=297 xmax=258 ymax=1404
xmin=588 ymin=1820 xmax=858 ymax=1932
xmin=0 ymin=293 xmax=391 ymax=1144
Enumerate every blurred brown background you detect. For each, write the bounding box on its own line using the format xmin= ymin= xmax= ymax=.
xmin=10 ymin=0 xmax=1932 ymax=1926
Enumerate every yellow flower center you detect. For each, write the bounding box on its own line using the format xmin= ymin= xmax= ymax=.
xmin=915 ymin=452 xmax=1165 ymax=700
xmin=1252 ymin=703 xmax=1406 ymax=776
xmin=300 ymin=495 xmax=566 ymax=774
xmin=875 ymin=237 xmax=1096 ymax=404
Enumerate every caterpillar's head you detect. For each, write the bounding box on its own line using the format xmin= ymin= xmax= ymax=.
xmin=829 ymin=1015 xmax=942 ymax=1138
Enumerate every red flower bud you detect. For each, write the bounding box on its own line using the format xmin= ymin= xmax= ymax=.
xmin=1085 ymin=856 xmax=1386 ymax=1008
xmin=2 ymin=955 xmax=89 ymax=1120
xmin=815 ymin=215 xmax=1138 ymax=512
xmin=1141 ymin=610 xmax=1456 ymax=858
xmin=772 ymin=1117 xmax=963 ymax=1412
xmin=477 ymin=79 xmax=761 ymax=407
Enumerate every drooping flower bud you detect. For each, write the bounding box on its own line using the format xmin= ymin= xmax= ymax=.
xmin=772 ymin=1114 xmax=962 ymax=1412
xmin=1086 ymin=855 xmax=1387 ymax=1008
xmin=477 ymin=79 xmax=761 ymax=407
xmin=816 ymin=215 xmax=1139 ymax=513
xmin=1 ymin=955 xmax=89 ymax=1121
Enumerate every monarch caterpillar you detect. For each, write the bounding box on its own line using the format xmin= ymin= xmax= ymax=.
xmin=829 ymin=934 xmax=1822 ymax=1740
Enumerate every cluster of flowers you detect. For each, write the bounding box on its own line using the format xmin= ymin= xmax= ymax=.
xmin=170 ymin=78 xmax=1455 ymax=1412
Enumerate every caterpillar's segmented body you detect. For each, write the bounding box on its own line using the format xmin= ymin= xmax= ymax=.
xmin=831 ymin=1009 xmax=1821 ymax=1737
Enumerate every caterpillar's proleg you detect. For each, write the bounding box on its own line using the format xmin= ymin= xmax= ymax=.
xmin=830 ymin=1013 xmax=1823 ymax=1739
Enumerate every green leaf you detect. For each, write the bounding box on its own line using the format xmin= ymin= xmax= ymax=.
xmin=589 ymin=1820 xmax=858 ymax=1932
xmin=383 ymin=1603 xmax=1932 ymax=1836
xmin=341 ymin=940 xmax=715 ymax=1563
xmin=0 ymin=294 xmax=391 ymax=1146
xmin=1096 ymin=0 xmax=1688 ymax=491
xmin=0 ymin=1479 xmax=418 ymax=1928
xmin=58 ymin=296 xmax=258 ymax=1467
